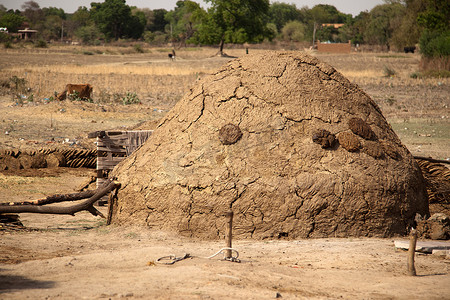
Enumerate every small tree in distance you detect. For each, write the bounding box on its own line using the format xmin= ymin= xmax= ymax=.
xmin=282 ymin=20 xmax=305 ymax=42
xmin=417 ymin=0 xmax=449 ymax=71
xmin=194 ymin=0 xmax=271 ymax=56
xmin=90 ymin=0 xmax=144 ymax=40
xmin=165 ymin=1 xmax=203 ymax=47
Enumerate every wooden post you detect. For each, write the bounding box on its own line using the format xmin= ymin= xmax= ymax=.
xmin=225 ymin=211 xmax=234 ymax=259
xmin=107 ymin=191 xmax=114 ymax=225
xmin=407 ymin=229 xmax=418 ymax=276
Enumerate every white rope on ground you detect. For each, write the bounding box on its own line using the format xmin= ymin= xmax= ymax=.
xmin=205 ymin=247 xmax=240 ymax=262
xmin=155 ymin=247 xmax=240 ymax=265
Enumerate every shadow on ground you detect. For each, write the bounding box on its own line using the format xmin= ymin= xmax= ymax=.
xmin=0 ymin=272 xmax=55 ymax=292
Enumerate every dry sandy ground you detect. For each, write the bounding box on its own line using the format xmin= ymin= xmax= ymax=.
xmin=1 ymin=209 xmax=450 ymax=300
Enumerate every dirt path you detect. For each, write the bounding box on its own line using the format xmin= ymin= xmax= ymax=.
xmin=1 ymin=216 xmax=449 ymax=299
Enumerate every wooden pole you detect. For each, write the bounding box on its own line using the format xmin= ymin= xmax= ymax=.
xmin=107 ymin=186 xmax=119 ymax=225
xmin=225 ymin=211 xmax=234 ymax=259
xmin=312 ymin=22 xmax=317 ymax=48
xmin=414 ymin=155 xmax=450 ymax=165
xmin=407 ymin=229 xmax=418 ymax=276
xmin=0 ymin=190 xmax=96 ymax=206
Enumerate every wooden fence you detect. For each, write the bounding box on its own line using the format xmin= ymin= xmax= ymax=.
xmin=88 ymin=130 xmax=153 ymax=187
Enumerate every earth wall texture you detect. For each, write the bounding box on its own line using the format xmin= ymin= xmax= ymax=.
xmin=111 ymin=52 xmax=429 ymax=239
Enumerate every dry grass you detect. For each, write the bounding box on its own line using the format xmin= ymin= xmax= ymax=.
xmin=0 ymin=47 xmax=233 ymax=102
xmin=340 ymin=69 xmax=384 ymax=78
xmin=0 ymin=46 xmax=448 ymax=131
xmin=1 ymin=47 xmax=447 ymax=101
xmin=1 ymin=65 xmax=207 ymax=103
xmin=5 ymin=63 xmax=216 ymax=76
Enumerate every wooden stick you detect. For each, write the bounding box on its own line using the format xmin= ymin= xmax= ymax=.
xmin=407 ymin=229 xmax=418 ymax=276
xmin=0 ymin=181 xmax=120 ymax=217
xmin=225 ymin=211 xmax=234 ymax=259
xmin=414 ymin=155 xmax=450 ymax=165
xmin=107 ymin=186 xmax=119 ymax=225
xmin=0 ymin=190 xmax=96 ymax=206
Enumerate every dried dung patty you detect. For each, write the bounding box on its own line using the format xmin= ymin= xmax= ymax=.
xmin=338 ymin=132 xmax=361 ymax=152
xmin=19 ymin=153 xmax=47 ymax=169
xmin=219 ymin=124 xmax=243 ymax=145
xmin=312 ymin=129 xmax=336 ymax=149
xmin=348 ymin=117 xmax=377 ymax=140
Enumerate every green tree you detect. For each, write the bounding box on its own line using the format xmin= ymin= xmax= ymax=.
xmin=310 ymin=4 xmax=348 ymax=24
xmin=417 ymin=0 xmax=449 ymax=31
xmin=90 ymin=0 xmax=144 ymax=40
xmin=268 ymin=2 xmax=302 ymax=32
xmin=165 ymin=1 xmax=204 ymax=46
xmin=417 ymin=0 xmax=450 ymax=60
xmin=148 ymin=9 xmax=169 ymax=32
xmin=40 ymin=14 xmax=64 ymax=40
xmin=344 ymin=11 xmax=370 ymax=45
xmin=303 ymin=4 xmax=350 ymax=44
xmin=35 ymin=7 xmax=67 ymax=41
xmin=0 ymin=4 xmax=6 ymax=17
xmin=363 ymin=3 xmax=405 ymax=50
xmin=266 ymin=23 xmax=278 ymax=39
xmin=0 ymin=12 xmax=26 ymax=32
xmin=21 ymin=1 xmax=43 ymax=26
xmin=195 ymin=0 xmax=271 ymax=56
xmin=75 ymin=23 xmax=103 ymax=44
xmin=420 ymin=29 xmax=450 ymax=58
xmin=137 ymin=8 xmax=153 ymax=31
xmin=127 ymin=7 xmax=146 ymax=39
xmin=390 ymin=0 xmax=426 ymax=50
xmin=316 ymin=25 xmax=335 ymax=42
xmin=42 ymin=7 xmax=66 ymax=20
xmin=65 ymin=6 xmax=92 ymax=40
xmin=281 ymin=20 xmax=305 ymax=42
xmin=72 ymin=6 xmax=91 ymax=27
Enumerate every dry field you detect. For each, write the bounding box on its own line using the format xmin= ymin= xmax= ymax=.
xmin=0 ymin=45 xmax=449 ymax=299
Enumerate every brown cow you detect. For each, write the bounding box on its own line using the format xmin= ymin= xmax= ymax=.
xmin=57 ymin=84 xmax=93 ymax=101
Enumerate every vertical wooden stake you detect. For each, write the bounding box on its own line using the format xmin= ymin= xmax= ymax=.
xmin=225 ymin=211 xmax=234 ymax=259
xmin=407 ymin=229 xmax=418 ymax=276
xmin=107 ymin=185 xmax=119 ymax=225
xmin=107 ymin=192 xmax=114 ymax=225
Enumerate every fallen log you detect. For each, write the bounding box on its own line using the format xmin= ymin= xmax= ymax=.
xmin=0 ymin=180 xmax=120 ymax=218
xmin=0 ymin=190 xmax=96 ymax=206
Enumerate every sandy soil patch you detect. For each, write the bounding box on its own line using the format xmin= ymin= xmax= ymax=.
xmin=1 ymin=211 xmax=449 ymax=299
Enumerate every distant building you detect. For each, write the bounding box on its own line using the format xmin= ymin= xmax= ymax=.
xmin=316 ymin=40 xmax=352 ymax=53
xmin=17 ymin=28 xmax=38 ymax=40
xmin=321 ymin=23 xmax=345 ymax=29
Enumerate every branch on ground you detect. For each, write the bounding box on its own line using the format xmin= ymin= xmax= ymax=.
xmin=0 ymin=181 xmax=120 ymax=218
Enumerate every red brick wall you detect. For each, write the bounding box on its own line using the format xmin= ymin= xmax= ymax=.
xmin=317 ymin=41 xmax=351 ymax=53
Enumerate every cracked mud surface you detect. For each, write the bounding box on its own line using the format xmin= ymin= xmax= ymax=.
xmin=111 ymin=52 xmax=429 ymax=239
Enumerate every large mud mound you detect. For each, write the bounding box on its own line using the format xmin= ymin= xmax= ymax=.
xmin=111 ymin=51 xmax=429 ymax=239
